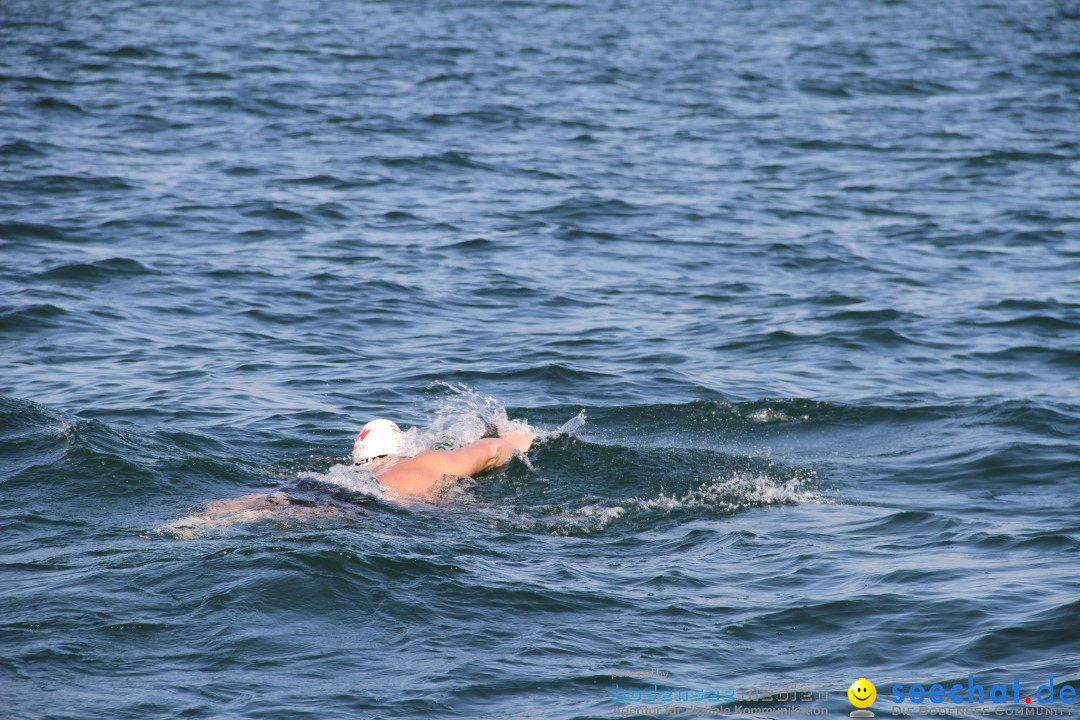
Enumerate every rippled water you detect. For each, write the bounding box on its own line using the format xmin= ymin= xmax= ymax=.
xmin=2 ymin=0 xmax=1079 ymax=718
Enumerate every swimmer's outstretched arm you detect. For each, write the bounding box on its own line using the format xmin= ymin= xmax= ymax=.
xmin=438 ymin=430 xmax=536 ymax=476
xmin=378 ymin=430 xmax=535 ymax=496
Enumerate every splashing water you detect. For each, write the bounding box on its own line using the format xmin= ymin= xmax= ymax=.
xmin=548 ymin=409 xmax=587 ymax=439
xmin=298 ymin=463 xmax=384 ymax=497
xmin=423 ymin=382 xmax=585 ymax=448
xmin=638 ymin=470 xmax=826 ymax=513
xmin=420 ymin=382 xmax=519 ymax=450
xmin=459 ymin=468 xmax=826 ymax=537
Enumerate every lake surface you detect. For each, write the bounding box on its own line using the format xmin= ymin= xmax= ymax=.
xmin=2 ymin=0 xmax=1078 ymax=718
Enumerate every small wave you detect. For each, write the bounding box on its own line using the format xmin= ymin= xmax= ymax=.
xmin=24 ymin=174 xmax=133 ymax=194
xmin=375 ymin=151 xmax=494 ymax=172
xmin=0 ymin=221 xmax=70 ymax=241
xmin=1012 ymin=533 xmax=1080 ymax=552
xmin=0 ymin=139 xmax=47 ymax=157
xmin=186 ymin=70 xmax=233 ymax=81
xmin=966 ymin=315 xmax=1080 ymax=331
xmin=446 ymin=363 xmax=619 ymax=386
xmin=241 ymin=203 xmax=306 ymax=222
xmin=844 ymin=510 xmax=961 ymax=537
xmin=0 ymin=303 xmax=68 ymax=332
xmin=418 ymin=105 xmax=526 ymax=125
xmin=418 ymin=72 xmax=477 ymax=86
xmin=33 ymin=97 xmax=86 ymax=114
xmin=96 ymin=45 xmax=160 ymax=59
xmin=971 ymin=345 xmax=1080 ymax=368
xmin=277 ymin=174 xmax=348 ymax=187
xmin=34 ymin=257 xmax=156 ymax=283
xmin=442 ymin=237 xmax=496 ymax=250
xmin=962 ymin=598 xmax=1080 ymax=665
xmin=527 ymin=195 xmax=642 ymax=221
xmin=0 ymin=396 xmax=63 ymax=438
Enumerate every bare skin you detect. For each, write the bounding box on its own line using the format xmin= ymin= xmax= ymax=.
xmin=370 ymin=429 xmax=535 ymax=497
xmin=158 ymin=429 xmax=536 ymax=536
xmin=157 ymin=490 xmax=348 ymax=539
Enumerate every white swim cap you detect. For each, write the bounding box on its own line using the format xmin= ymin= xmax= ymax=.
xmin=353 ymin=419 xmax=404 ymax=463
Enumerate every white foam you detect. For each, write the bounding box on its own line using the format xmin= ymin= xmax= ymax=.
xmin=746 ymin=408 xmax=809 ymax=423
xmin=299 ymin=463 xmax=386 ymax=498
xmin=636 ymin=470 xmax=825 ymax=513
xmin=463 ymin=469 xmax=826 ymax=536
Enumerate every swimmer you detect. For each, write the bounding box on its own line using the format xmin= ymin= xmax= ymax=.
xmin=351 ymin=418 xmax=535 ymax=496
xmin=158 ymin=418 xmax=535 ymax=536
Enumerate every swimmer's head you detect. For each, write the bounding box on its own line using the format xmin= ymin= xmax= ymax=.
xmin=353 ymin=419 xmax=404 ymax=464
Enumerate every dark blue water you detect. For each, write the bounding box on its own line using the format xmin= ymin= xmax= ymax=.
xmin=2 ymin=0 xmax=1079 ymax=718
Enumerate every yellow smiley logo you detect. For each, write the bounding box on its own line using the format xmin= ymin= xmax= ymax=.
xmin=848 ymin=678 xmax=877 ymax=708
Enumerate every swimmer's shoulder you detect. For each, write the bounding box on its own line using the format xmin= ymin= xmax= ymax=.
xmin=375 ymin=454 xmax=447 ymax=496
